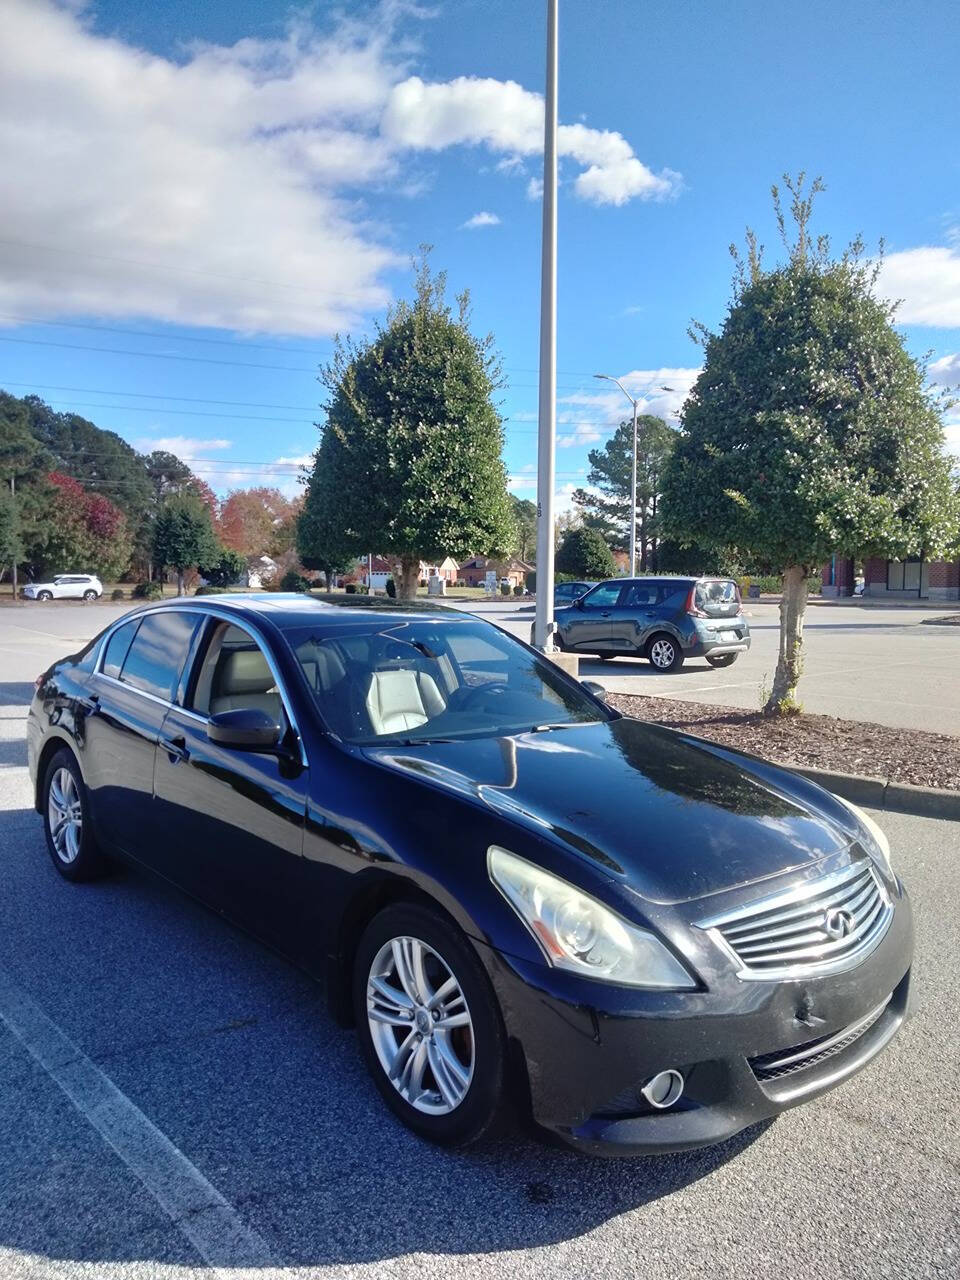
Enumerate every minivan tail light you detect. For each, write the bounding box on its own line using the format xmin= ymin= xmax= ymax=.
xmin=685 ymin=585 xmax=707 ymax=617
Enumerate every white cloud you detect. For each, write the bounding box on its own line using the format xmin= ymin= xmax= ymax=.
xmin=878 ymin=245 xmax=960 ymax=327
xmin=526 ymin=177 xmax=544 ymax=201
xmin=0 ymin=4 xmax=681 ymax=338
xmin=383 ymin=75 xmax=680 ymax=206
xmin=558 ymin=368 xmax=700 ymax=440
xmin=929 ymin=353 xmax=960 ymax=384
xmin=135 ymin=435 xmax=233 ymax=455
xmin=273 ymin=453 xmax=313 ymax=467
xmin=461 ymin=211 xmax=501 ymax=229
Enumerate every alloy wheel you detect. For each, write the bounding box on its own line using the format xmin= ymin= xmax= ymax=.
xmin=650 ymin=638 xmax=676 ymax=669
xmin=48 ymin=768 xmax=82 ymax=863
xmin=366 ymin=935 xmax=475 ymax=1115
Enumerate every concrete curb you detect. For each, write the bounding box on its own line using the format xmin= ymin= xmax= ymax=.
xmin=791 ymin=764 xmax=960 ymax=821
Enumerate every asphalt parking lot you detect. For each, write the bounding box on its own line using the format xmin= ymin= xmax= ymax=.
xmin=0 ymin=601 xmax=958 ymax=1279
xmin=481 ymin=598 xmax=960 ymax=735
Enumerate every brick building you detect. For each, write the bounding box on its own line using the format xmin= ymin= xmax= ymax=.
xmin=822 ymin=554 xmax=960 ymax=600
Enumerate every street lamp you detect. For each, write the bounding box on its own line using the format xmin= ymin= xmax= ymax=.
xmin=594 ymin=373 xmax=640 ymax=577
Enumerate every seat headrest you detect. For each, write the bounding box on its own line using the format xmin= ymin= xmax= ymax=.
xmin=217 ymin=648 xmax=275 ymax=695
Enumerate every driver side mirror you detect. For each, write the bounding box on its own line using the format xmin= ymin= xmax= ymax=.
xmin=581 ymin=680 xmax=607 ymax=702
xmin=575 ymin=596 xmax=585 ymax=609
xmin=207 ymin=707 xmax=282 ymax=751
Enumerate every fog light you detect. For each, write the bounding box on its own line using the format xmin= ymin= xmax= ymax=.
xmin=639 ymin=1069 xmax=684 ymax=1110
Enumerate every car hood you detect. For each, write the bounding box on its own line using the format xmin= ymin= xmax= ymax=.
xmin=362 ymin=717 xmax=854 ymax=904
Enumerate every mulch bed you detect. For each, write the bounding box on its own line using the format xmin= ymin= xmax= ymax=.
xmin=922 ymin=614 xmax=960 ymax=626
xmin=608 ymin=693 xmax=960 ymax=793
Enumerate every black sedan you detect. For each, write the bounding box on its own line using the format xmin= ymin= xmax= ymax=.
xmin=27 ymin=595 xmax=913 ymax=1155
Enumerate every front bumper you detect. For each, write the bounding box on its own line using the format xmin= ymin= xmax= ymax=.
xmin=476 ymin=880 xmax=913 ymax=1156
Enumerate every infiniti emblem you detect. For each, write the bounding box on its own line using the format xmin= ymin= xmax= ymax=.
xmin=823 ymin=907 xmax=855 ymax=940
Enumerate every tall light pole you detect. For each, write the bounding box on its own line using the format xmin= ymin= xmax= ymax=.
xmin=533 ymin=0 xmax=558 ymax=652
xmin=594 ymin=373 xmax=640 ymax=576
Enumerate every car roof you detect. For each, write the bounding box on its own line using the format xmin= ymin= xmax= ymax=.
xmin=140 ymin=592 xmax=461 ymax=631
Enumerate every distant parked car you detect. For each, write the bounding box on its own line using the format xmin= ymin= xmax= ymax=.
xmin=547 ymin=576 xmax=750 ymax=670
xmin=22 ymin=574 xmax=103 ymax=602
xmin=554 ymin=580 xmax=594 ymax=606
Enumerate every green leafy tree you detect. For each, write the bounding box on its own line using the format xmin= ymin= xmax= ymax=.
xmin=304 ymin=251 xmax=514 ymax=599
xmin=0 ymin=392 xmax=53 ymax=582
xmin=296 ymin=464 xmax=355 ymax=588
xmin=509 ymin=495 xmax=537 ymax=563
xmin=555 ymin=525 xmax=616 ymax=579
xmin=572 ymin=415 xmax=676 ymax=569
xmin=662 ymin=174 xmax=960 ymax=714
xmin=0 ymin=483 xmax=21 ymax=585
xmin=202 ymin=546 xmax=246 ymax=587
xmin=153 ymin=493 xmax=220 ymax=596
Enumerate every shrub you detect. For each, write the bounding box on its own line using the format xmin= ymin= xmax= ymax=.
xmin=133 ymin=581 xmax=162 ymax=600
xmin=525 ymin=570 xmax=536 ymax=593
xmin=345 ymin=583 xmax=357 ymax=594
xmin=194 ymin=585 xmax=231 ymax=595
xmin=110 ymin=588 xmax=125 ymax=601
xmin=513 ymin=584 xmax=524 ymax=596
xmin=279 ymin=570 xmax=311 ymax=592
xmin=500 ymin=581 xmax=512 ymax=596
xmin=385 ymin=576 xmax=396 ymax=598
xmin=203 ymin=547 xmax=246 ymax=587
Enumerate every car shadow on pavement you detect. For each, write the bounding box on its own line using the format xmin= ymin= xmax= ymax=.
xmin=0 ymin=682 xmax=37 ymax=706
xmin=0 ymin=804 xmax=773 ymax=1271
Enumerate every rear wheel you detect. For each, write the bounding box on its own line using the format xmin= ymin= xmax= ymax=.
xmin=647 ymin=633 xmax=684 ymax=672
xmin=42 ymin=749 xmax=107 ymax=881
xmin=706 ymin=653 xmax=739 ymax=668
xmin=354 ymin=902 xmax=505 ymax=1147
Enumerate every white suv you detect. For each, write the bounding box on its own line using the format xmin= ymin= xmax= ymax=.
xmin=23 ymin=574 xmax=103 ymax=602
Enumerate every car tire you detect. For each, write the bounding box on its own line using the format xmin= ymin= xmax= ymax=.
xmin=353 ymin=902 xmax=506 ymax=1147
xmin=706 ymin=653 xmax=739 ymax=668
xmin=82 ymin=590 xmax=98 ymax=602
xmin=41 ymin=749 xmax=107 ymax=882
xmin=37 ymin=590 xmax=53 ymax=601
xmin=647 ymin=633 xmax=684 ymax=671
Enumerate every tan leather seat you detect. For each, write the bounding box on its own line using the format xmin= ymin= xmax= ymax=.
xmin=364 ymin=668 xmax=445 ymax=736
xmin=209 ymin=648 xmax=282 ymax=721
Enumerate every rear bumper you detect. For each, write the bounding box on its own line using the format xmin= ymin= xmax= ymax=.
xmin=475 ymin=882 xmax=913 ymax=1156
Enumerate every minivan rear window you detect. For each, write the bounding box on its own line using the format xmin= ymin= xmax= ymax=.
xmin=695 ymin=580 xmax=741 ymax=615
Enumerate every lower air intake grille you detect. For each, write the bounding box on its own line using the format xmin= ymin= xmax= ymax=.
xmin=750 ymin=997 xmax=890 ymax=1082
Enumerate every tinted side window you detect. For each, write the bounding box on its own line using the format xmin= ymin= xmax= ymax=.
xmin=581 ymin=582 xmax=623 ymax=609
xmin=120 ymin=611 xmax=200 ymax=702
xmin=102 ymin=619 xmax=140 ymax=679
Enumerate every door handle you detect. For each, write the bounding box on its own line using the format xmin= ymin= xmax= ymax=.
xmin=600 ymin=611 xmax=611 ymax=617
xmin=160 ymin=734 xmax=189 ymax=763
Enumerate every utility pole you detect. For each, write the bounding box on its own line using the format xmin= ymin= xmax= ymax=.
xmin=533 ymin=0 xmax=558 ymax=651
xmin=10 ymin=477 xmax=17 ymax=601
xmin=594 ymin=374 xmax=640 ymax=576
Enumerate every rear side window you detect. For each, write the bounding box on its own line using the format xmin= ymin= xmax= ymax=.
xmin=695 ymin=580 xmax=741 ymax=615
xmin=101 ymin=619 xmax=140 ymax=679
xmin=119 ymin=611 xmax=200 ymax=702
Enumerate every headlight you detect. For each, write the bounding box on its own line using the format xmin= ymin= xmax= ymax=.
xmin=488 ymin=846 xmax=696 ymax=989
xmin=832 ymin=794 xmax=894 ymax=879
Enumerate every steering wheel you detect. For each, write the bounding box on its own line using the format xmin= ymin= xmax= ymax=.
xmin=456 ymin=680 xmax=511 ymax=710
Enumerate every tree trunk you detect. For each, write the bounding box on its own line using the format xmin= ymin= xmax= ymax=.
xmin=176 ymin=569 xmax=185 ymax=597
xmin=764 ymin=565 xmax=808 ymax=715
xmin=397 ymin=555 xmax=419 ymax=601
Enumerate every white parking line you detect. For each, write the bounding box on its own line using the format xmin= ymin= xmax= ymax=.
xmin=0 ymin=969 xmax=279 ymax=1276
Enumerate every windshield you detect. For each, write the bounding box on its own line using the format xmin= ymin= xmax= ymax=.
xmin=284 ymin=617 xmax=609 ymax=745
xmin=695 ymin=579 xmax=741 ymax=616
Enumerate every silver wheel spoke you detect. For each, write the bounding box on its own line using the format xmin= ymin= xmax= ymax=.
xmin=48 ymin=768 xmax=82 ymax=863
xmin=367 ymin=933 xmax=475 ymax=1116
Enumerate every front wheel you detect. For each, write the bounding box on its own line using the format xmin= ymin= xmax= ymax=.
xmin=706 ymin=652 xmax=739 ymax=668
xmin=37 ymin=590 xmax=53 ymax=601
xmin=647 ymin=633 xmax=684 ymax=671
xmin=82 ymin=590 xmax=98 ymax=602
xmin=354 ymin=902 xmax=505 ymax=1147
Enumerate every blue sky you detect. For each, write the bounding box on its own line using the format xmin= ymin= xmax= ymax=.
xmin=1 ymin=0 xmax=958 ymax=510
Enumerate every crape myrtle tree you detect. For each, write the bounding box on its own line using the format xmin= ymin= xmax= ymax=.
xmin=302 ymin=252 xmax=514 ymax=600
xmin=662 ymin=175 xmax=960 ymax=715
xmin=153 ymin=493 xmax=220 ymax=596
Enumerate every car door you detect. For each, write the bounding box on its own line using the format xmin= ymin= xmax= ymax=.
xmin=562 ymin=581 xmax=626 ymax=651
xmin=151 ymin=616 xmax=309 ymax=945
xmin=83 ymin=608 xmax=204 ymax=858
xmin=606 ymin=581 xmax=663 ymax=651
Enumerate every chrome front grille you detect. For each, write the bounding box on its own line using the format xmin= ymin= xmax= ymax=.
xmin=698 ymin=859 xmax=892 ymax=979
